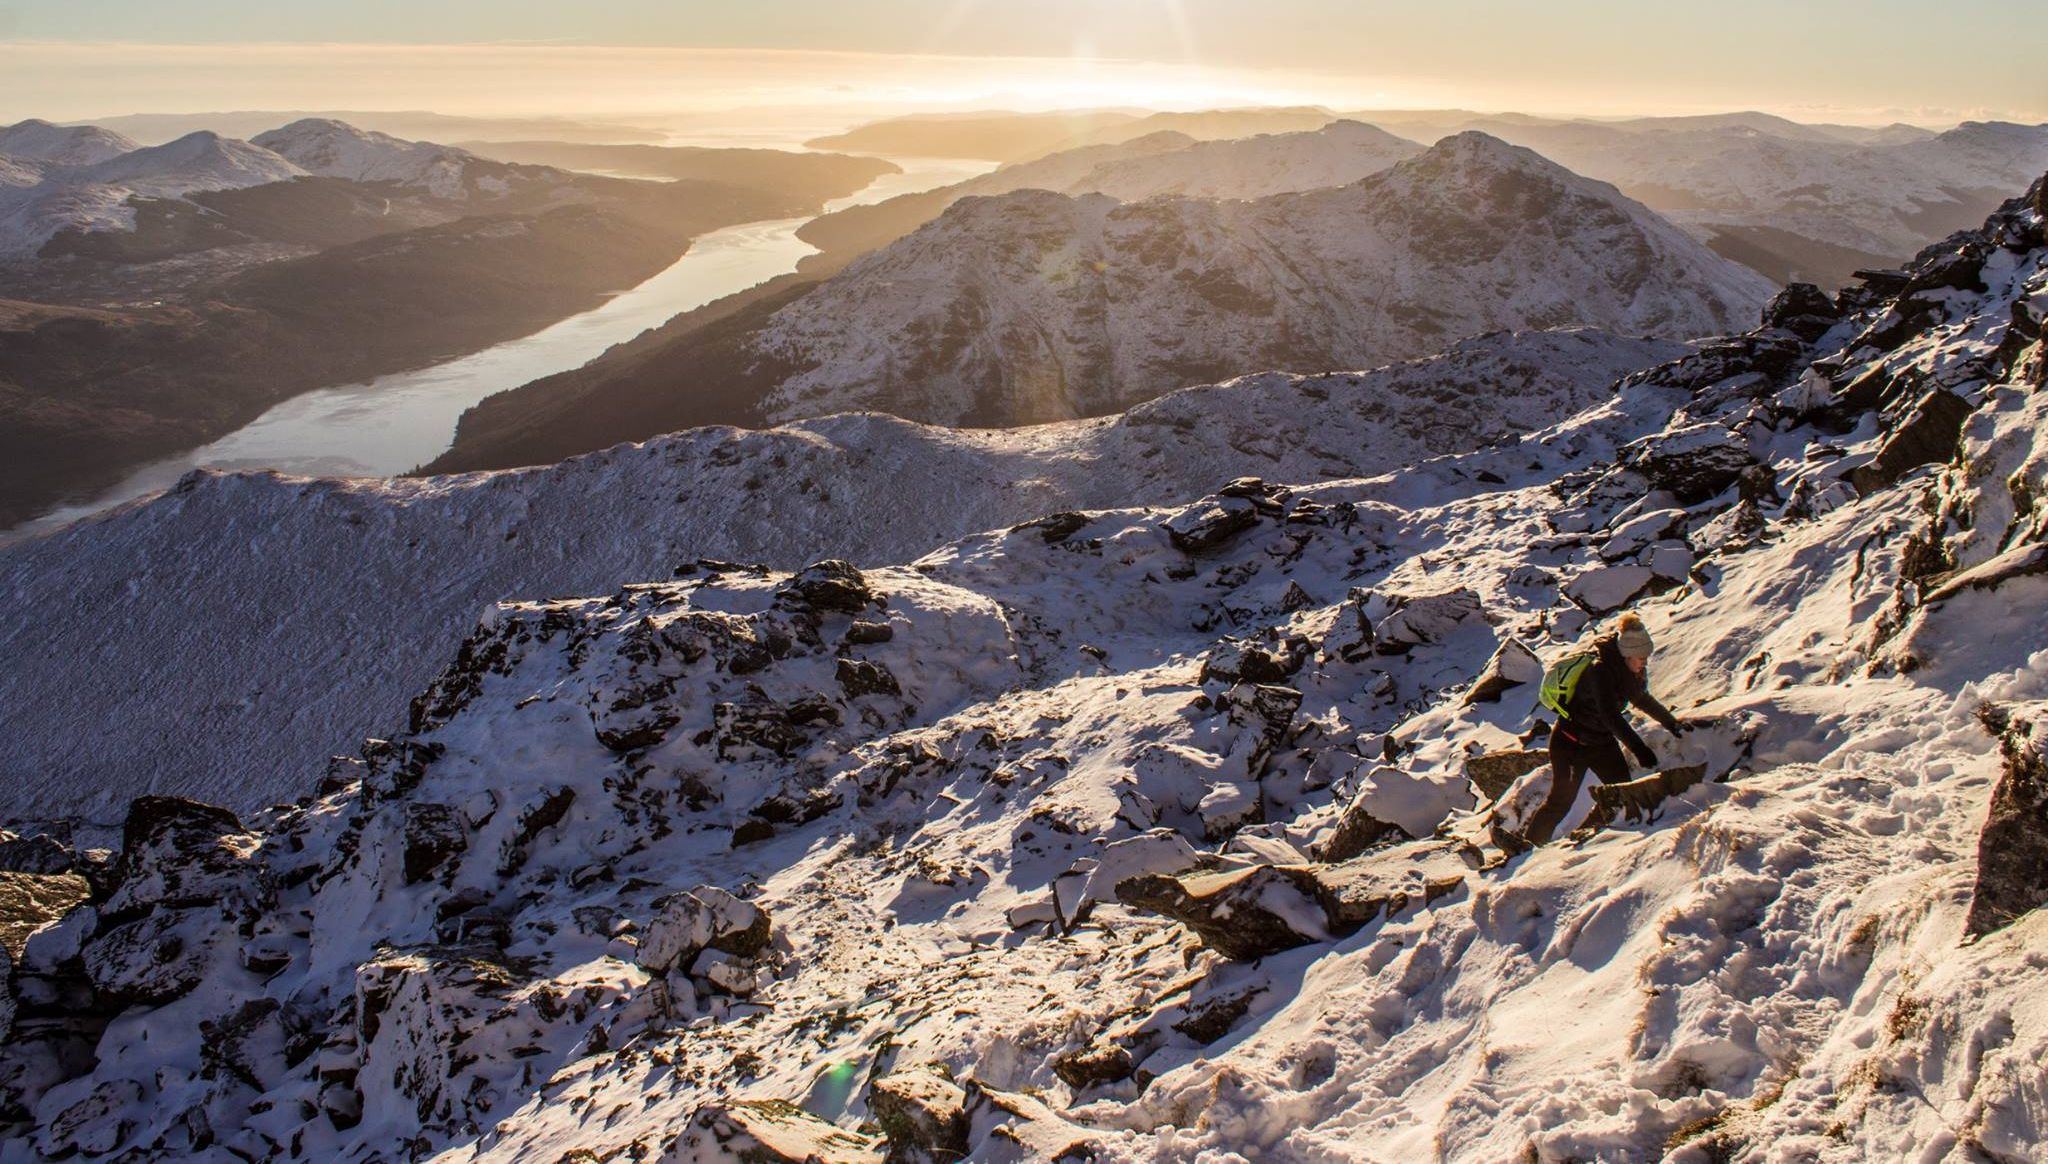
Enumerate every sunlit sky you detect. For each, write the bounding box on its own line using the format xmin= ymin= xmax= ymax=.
xmin=1 ymin=0 xmax=2042 ymax=127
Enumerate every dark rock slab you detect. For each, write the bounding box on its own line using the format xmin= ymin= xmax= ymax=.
xmin=1318 ymin=790 xmax=1407 ymax=863
xmin=1465 ymin=638 xmax=1543 ymax=704
xmin=1581 ymin=764 xmax=1710 ymax=831
xmin=838 ymin=657 xmax=902 ymax=698
xmin=1628 ymin=423 xmax=1757 ymax=504
xmin=1120 ymin=841 xmax=1472 ymax=960
xmin=1849 ymin=389 xmax=1974 ymax=493
xmin=1464 ymin=749 xmax=1551 ymax=802
xmin=401 ymin=803 xmax=468 ymax=886
xmin=0 ymin=835 xmax=74 ymax=876
xmin=1118 ymin=864 xmax=1331 ymax=961
xmin=1760 ymin=282 xmax=1838 ymax=341
xmin=1967 ymin=704 xmax=2048 ymax=938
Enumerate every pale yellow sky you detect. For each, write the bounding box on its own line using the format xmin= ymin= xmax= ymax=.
xmin=0 ymin=2 xmax=2041 ymax=128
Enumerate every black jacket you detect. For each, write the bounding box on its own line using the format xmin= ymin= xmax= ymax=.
xmin=1560 ymin=634 xmax=1681 ymax=761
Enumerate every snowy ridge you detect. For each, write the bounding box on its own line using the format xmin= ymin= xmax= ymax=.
xmin=0 ymin=120 xmax=137 ymax=167
xmin=251 ymin=119 xmax=549 ymax=201
xmin=0 ymin=175 xmax=2042 ymax=1161
xmin=756 ymin=131 xmax=1774 ymax=426
xmin=0 ymin=328 xmax=1681 ymax=820
xmin=71 ymin=131 xmax=306 ymax=197
xmin=0 ymin=118 xmax=576 ymax=258
xmin=0 ymin=128 xmax=306 ymax=258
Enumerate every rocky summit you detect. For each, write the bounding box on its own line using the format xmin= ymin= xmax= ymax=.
xmin=753 ymin=131 xmax=1775 ymax=426
xmin=0 ymin=171 xmax=2043 ymax=1162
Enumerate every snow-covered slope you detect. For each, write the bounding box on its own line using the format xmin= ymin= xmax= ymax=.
xmin=73 ymin=130 xmax=306 ymax=197
xmin=251 ymin=118 xmax=546 ymax=201
xmin=0 ymin=328 xmax=1680 ymax=821
xmin=0 ymin=130 xmax=306 ymax=258
xmin=1888 ymin=120 xmax=2048 ymax=196
xmin=755 ymin=132 xmax=1773 ymax=426
xmin=0 ymin=184 xmax=143 ymax=258
xmin=0 ymin=119 xmax=136 ymax=167
xmin=962 ymin=130 xmax=1197 ymax=198
xmin=0 ymin=174 xmax=2042 ymax=1163
xmin=0 ymin=157 xmax=46 ymax=188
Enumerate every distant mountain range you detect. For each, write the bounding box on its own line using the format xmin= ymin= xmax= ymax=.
xmin=1390 ymin=116 xmax=2048 ymax=284
xmin=811 ymin=107 xmax=2048 ymax=287
xmin=0 ymin=118 xmax=895 ymax=526
xmin=75 ymin=109 xmax=669 ymax=146
xmin=429 ymin=131 xmax=1771 ymax=471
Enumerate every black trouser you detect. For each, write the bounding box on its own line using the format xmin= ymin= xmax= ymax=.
xmin=1526 ymin=726 xmax=1631 ymax=844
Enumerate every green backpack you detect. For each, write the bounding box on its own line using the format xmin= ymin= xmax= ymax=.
xmin=1538 ymin=649 xmax=1596 ymax=720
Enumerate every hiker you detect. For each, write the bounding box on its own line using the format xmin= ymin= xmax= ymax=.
xmin=1493 ymin=612 xmax=1687 ymax=853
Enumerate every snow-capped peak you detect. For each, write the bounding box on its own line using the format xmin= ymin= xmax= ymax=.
xmin=76 ymin=130 xmax=306 ymax=196
xmin=251 ymin=118 xmax=492 ymax=200
xmin=749 ymin=131 xmax=1772 ymax=428
xmin=1399 ymin=128 xmax=1580 ymax=181
xmin=0 ymin=119 xmax=138 ymax=167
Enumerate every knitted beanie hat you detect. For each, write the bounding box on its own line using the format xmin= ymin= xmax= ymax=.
xmin=1616 ymin=612 xmax=1654 ymax=659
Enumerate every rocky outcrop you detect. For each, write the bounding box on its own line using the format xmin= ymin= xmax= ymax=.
xmin=1120 ymin=842 xmax=1472 ymax=961
xmin=778 ymin=560 xmax=881 ymax=615
xmin=1318 ymin=789 xmax=1409 ymax=862
xmin=1050 ymin=1040 xmax=1137 ymax=1090
xmin=1848 ymin=388 xmax=1973 ymax=492
xmin=1565 ymin=565 xmax=1657 ymax=612
xmin=675 ymin=1099 xmax=882 ymax=1163
xmin=0 ymin=873 xmax=90 ymax=958
xmin=1163 ymin=481 xmax=1288 ymax=553
xmin=1580 ymin=764 xmax=1710 ymax=832
xmin=1464 ymin=748 xmax=1552 ymax=801
xmin=0 ymin=835 xmax=75 ymax=877
xmin=868 ymin=1068 xmax=970 ymax=1163
xmin=633 ymin=886 xmax=777 ymax=1005
xmin=1369 ymin=587 xmax=1486 ymax=656
xmin=1967 ymin=704 xmax=2048 ymax=938
xmin=1199 ymin=635 xmax=1309 ymax=686
xmin=1118 ymin=864 xmax=1332 ymax=960
xmin=1759 ymin=282 xmax=1840 ymax=341
xmin=1626 ymin=423 xmax=1758 ymax=503
xmin=1464 ymin=637 xmax=1543 ymax=704
xmin=78 ymin=796 xmax=273 ymax=1007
